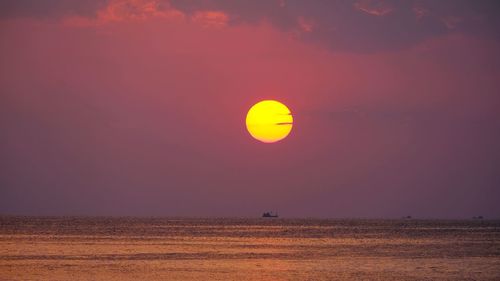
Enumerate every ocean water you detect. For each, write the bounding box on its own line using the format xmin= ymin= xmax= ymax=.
xmin=0 ymin=217 xmax=499 ymax=280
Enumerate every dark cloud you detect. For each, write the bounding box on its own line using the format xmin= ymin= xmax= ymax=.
xmin=1 ymin=0 xmax=499 ymax=52
xmin=0 ymin=0 xmax=104 ymax=19
xmin=170 ymin=0 xmax=500 ymax=52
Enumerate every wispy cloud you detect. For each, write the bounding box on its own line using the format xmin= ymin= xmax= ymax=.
xmin=412 ymin=4 xmax=429 ymax=20
xmin=441 ymin=15 xmax=462 ymax=30
xmin=191 ymin=10 xmax=228 ymax=28
xmin=297 ymin=16 xmax=315 ymax=33
xmin=353 ymin=0 xmax=393 ymax=16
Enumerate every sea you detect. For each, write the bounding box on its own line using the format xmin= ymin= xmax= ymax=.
xmin=0 ymin=216 xmax=499 ymax=280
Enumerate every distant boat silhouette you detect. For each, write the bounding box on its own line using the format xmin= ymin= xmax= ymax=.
xmin=262 ymin=211 xmax=278 ymax=218
xmin=472 ymin=216 xmax=484 ymax=220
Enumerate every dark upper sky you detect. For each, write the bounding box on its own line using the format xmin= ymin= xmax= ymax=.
xmin=1 ymin=0 xmax=499 ymax=218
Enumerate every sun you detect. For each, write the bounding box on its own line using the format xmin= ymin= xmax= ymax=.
xmin=245 ymin=100 xmax=293 ymax=143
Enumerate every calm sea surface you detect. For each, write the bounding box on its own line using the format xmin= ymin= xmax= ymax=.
xmin=0 ymin=216 xmax=499 ymax=280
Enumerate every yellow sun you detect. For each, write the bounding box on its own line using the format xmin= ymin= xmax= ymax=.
xmin=245 ymin=100 xmax=293 ymax=143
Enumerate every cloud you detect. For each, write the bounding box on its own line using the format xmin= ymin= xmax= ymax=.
xmin=297 ymin=16 xmax=315 ymax=33
xmin=62 ymin=0 xmax=185 ymax=26
xmin=353 ymin=0 xmax=394 ymax=16
xmin=59 ymin=1 xmax=228 ymax=30
xmin=191 ymin=11 xmax=228 ymax=28
xmin=0 ymin=0 xmax=103 ymax=19
xmin=441 ymin=15 xmax=462 ymax=29
xmin=412 ymin=4 xmax=429 ymax=20
xmin=97 ymin=0 xmax=177 ymax=21
xmin=1 ymin=0 xmax=500 ymax=53
xmin=166 ymin=0 xmax=500 ymax=52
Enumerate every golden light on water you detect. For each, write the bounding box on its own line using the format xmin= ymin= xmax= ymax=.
xmin=245 ymin=100 xmax=293 ymax=143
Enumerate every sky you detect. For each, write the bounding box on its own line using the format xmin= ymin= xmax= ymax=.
xmin=1 ymin=0 xmax=499 ymax=218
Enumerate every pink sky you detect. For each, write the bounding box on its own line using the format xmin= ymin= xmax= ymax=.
xmin=1 ymin=0 xmax=499 ymax=218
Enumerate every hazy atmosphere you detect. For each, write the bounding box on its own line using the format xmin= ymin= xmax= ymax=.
xmin=1 ymin=0 xmax=499 ymax=218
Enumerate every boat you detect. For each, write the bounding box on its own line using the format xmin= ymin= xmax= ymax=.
xmin=262 ymin=211 xmax=278 ymax=218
